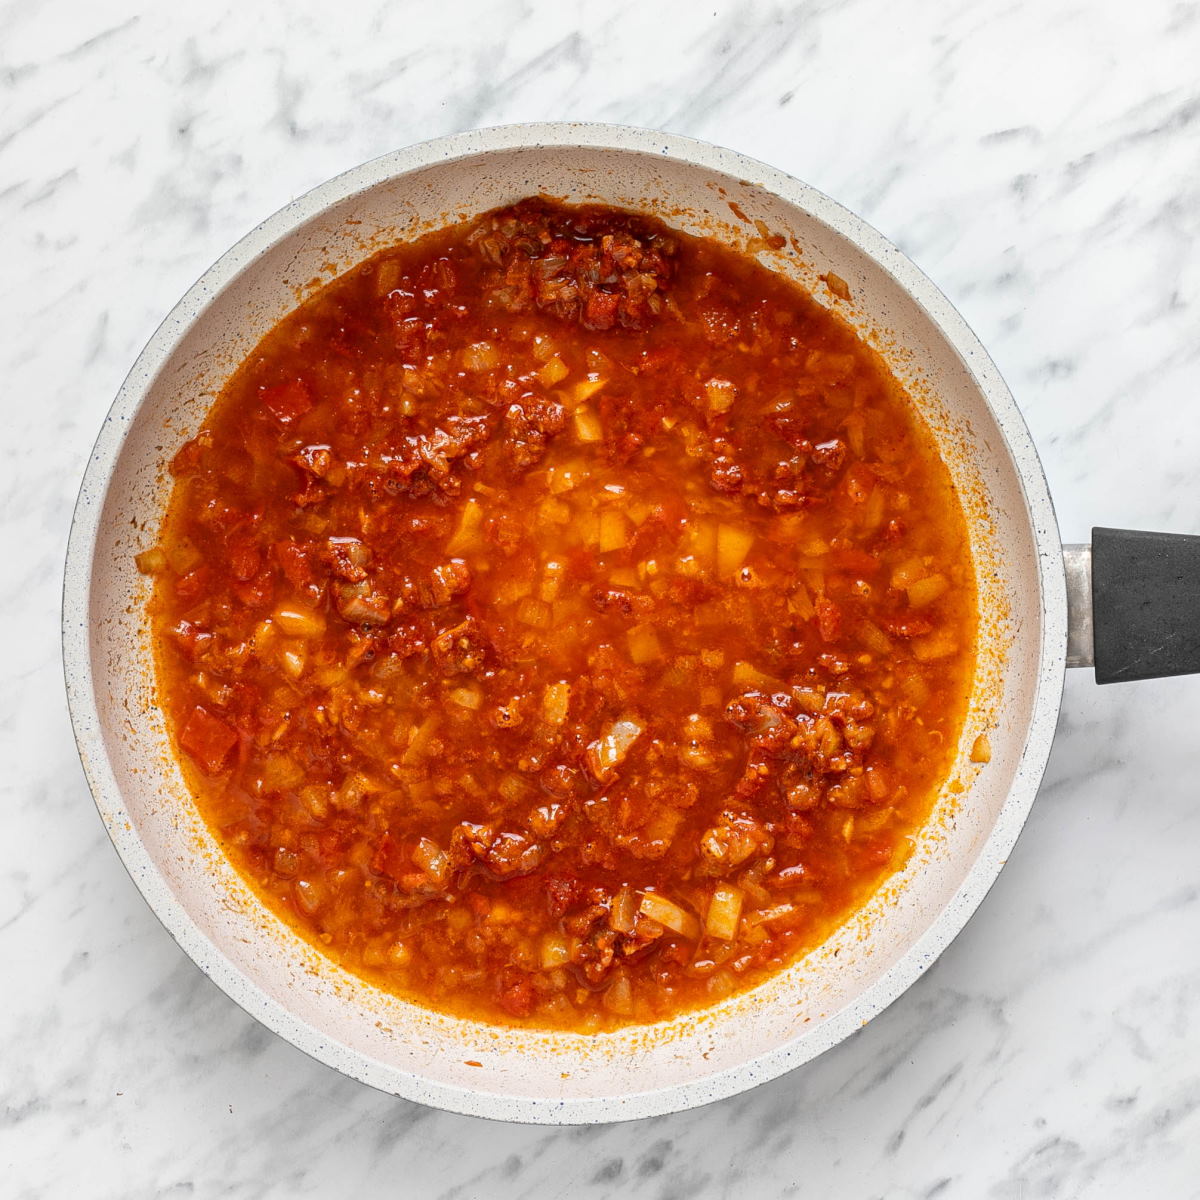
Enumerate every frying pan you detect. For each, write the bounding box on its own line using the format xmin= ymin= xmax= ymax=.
xmin=61 ymin=123 xmax=1200 ymax=1124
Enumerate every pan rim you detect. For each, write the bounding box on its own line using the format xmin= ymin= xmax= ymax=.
xmin=61 ymin=120 xmax=1067 ymax=1124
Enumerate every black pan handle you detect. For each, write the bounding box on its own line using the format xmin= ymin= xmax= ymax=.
xmin=1066 ymin=528 xmax=1200 ymax=684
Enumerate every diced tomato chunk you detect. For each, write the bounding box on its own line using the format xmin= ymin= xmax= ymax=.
xmin=260 ymin=379 xmax=313 ymax=424
xmin=370 ymin=831 xmax=410 ymax=881
xmin=883 ymin=614 xmax=934 ymax=638
xmin=274 ymin=540 xmax=315 ymax=589
xmin=317 ymin=830 xmax=345 ymax=860
xmin=227 ymin=538 xmax=262 ymax=582
xmin=543 ymin=875 xmax=585 ymax=918
xmin=179 ymin=706 xmax=238 ymax=775
xmin=169 ymin=619 xmax=212 ymax=662
xmin=496 ymin=969 xmax=535 ymax=1018
xmin=844 ymin=463 xmax=875 ymax=504
xmin=831 ymin=548 xmax=880 ymax=574
xmin=233 ymin=570 xmax=274 ymax=608
xmin=859 ymin=837 xmax=895 ymax=866
xmin=199 ymin=497 xmax=249 ymax=534
xmin=583 ymin=289 xmax=620 ymax=330
xmin=175 ymin=566 xmax=210 ymax=604
xmin=815 ymin=596 xmax=842 ymax=642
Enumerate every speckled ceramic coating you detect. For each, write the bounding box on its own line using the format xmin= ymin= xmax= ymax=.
xmin=62 ymin=122 xmax=1067 ymax=1124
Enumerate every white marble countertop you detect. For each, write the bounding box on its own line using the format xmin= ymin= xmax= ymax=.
xmin=5 ymin=0 xmax=1200 ymax=1195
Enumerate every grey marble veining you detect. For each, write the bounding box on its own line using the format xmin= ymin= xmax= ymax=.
xmin=4 ymin=0 xmax=1200 ymax=1195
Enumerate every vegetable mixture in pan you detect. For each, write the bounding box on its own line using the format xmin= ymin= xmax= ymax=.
xmin=144 ymin=198 xmax=976 ymax=1029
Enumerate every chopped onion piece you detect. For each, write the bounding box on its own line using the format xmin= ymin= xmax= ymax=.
xmin=704 ymin=378 xmax=737 ymax=413
xmin=166 ymin=539 xmax=201 ymax=574
xmin=603 ymin=972 xmax=633 ymax=1015
xmin=401 ymin=716 xmax=440 ymax=764
xmin=907 ymin=573 xmax=949 ymax=608
xmin=538 ymin=497 xmax=571 ymax=527
xmin=890 ymin=556 xmax=927 ymax=589
xmin=750 ymin=903 xmax=799 ymax=927
xmin=517 ymin=597 xmax=551 ymax=628
xmin=705 ymin=884 xmax=744 ymax=941
xmin=912 ymin=633 xmax=958 ymax=661
xmin=462 ymin=341 xmax=499 ymax=372
xmin=970 ymin=733 xmax=992 ymax=763
xmin=260 ymin=753 xmax=302 ymax=791
xmin=495 ymin=575 xmax=531 ymax=606
xmin=498 ymin=773 xmax=529 ymax=803
xmin=572 ymin=374 xmax=605 ymax=404
xmin=585 ymin=716 xmax=644 ymax=783
xmin=293 ymin=879 xmax=324 ymax=916
xmin=446 ymin=498 xmax=484 ymax=553
xmin=537 ymin=355 xmax=570 ymax=388
xmin=610 ymin=885 xmax=637 ymax=933
xmin=598 ymin=510 xmax=630 ymax=553
xmin=638 ymin=891 xmax=699 ymax=939
xmin=717 ymin=523 xmax=754 ymax=575
xmin=274 ymin=605 xmax=325 ymax=639
xmin=858 ymin=620 xmax=892 ymax=655
xmin=862 ymin=487 xmax=887 ymax=532
xmin=540 ymin=560 xmax=566 ymax=601
xmin=856 ymin=807 xmax=893 ymax=834
xmin=279 ymin=645 xmax=306 ymax=679
xmin=337 ymin=586 xmax=389 ymax=626
xmin=627 ymin=625 xmax=662 ymax=664
xmin=708 ymin=972 xmax=735 ymax=999
xmin=542 ymin=681 xmax=571 ymax=726
xmin=574 ymin=407 xmax=603 ymax=443
xmin=547 ymin=465 xmax=581 ymax=494
xmin=731 ymin=660 xmax=775 ymax=689
xmin=683 ymin=519 xmax=717 ymax=563
xmin=844 ymin=411 xmax=866 ymax=457
xmin=135 ymin=547 xmax=167 ymax=575
xmin=540 ymin=933 xmax=571 ymax=969
xmin=788 ymin=580 xmax=816 ymax=621
xmin=448 ymin=685 xmax=483 ymax=710
xmin=412 ymin=836 xmax=451 ymax=886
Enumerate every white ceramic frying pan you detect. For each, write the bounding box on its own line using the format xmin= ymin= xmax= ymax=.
xmin=62 ymin=123 xmax=1200 ymax=1124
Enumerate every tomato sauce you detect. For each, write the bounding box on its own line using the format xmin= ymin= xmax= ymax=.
xmin=144 ymin=199 xmax=976 ymax=1029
